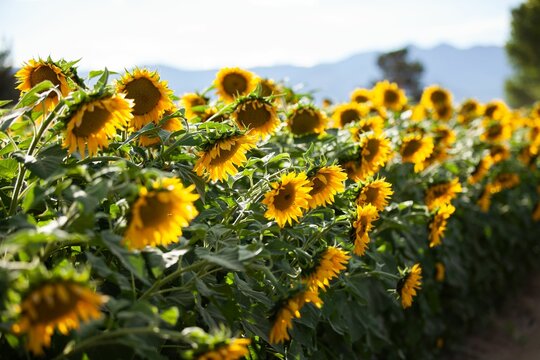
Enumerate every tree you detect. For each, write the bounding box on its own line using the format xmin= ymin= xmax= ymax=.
xmin=505 ymin=0 xmax=540 ymax=107
xmin=376 ymin=47 xmax=424 ymax=101
xmin=0 ymin=46 xmax=18 ymax=103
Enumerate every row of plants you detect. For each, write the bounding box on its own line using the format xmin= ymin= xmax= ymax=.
xmin=0 ymin=58 xmax=539 ymax=359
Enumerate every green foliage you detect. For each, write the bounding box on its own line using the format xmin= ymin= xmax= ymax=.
xmin=376 ymin=47 xmax=424 ymax=101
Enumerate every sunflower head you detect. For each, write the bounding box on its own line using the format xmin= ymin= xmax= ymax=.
xmin=350 ymin=115 xmax=385 ymax=141
xmin=232 ymin=96 xmax=280 ymax=138
xmin=432 ymin=103 xmax=454 ymax=121
xmin=458 ymin=99 xmax=483 ymax=124
xmin=357 ymin=133 xmax=393 ymax=180
xmin=116 ymin=68 xmax=174 ymax=129
xmin=428 ymin=203 xmax=455 ymax=248
xmin=410 ymin=104 xmax=428 ymax=122
xmin=489 ymin=144 xmax=510 ymax=164
xmin=138 ymin=108 xmax=183 ymax=147
xmin=302 ymin=246 xmax=350 ymax=291
xmin=197 ymin=338 xmax=251 ymax=360
xmin=12 ymin=277 xmax=106 ymax=355
xmin=483 ymin=100 xmax=510 ymax=120
xmin=62 ymin=91 xmax=134 ymax=158
xmin=468 ymin=155 xmax=494 ymax=184
xmin=257 ymin=77 xmax=283 ymax=99
xmin=480 ymin=119 xmax=512 ymax=143
xmin=350 ymin=88 xmax=372 ymax=104
xmin=400 ymin=134 xmax=434 ymax=171
xmin=331 ymin=102 xmax=369 ymax=128
xmin=306 ymin=165 xmax=347 ymax=209
xmin=214 ymin=67 xmax=257 ymax=103
xmin=425 ymin=178 xmax=462 ymax=210
xmin=15 ymin=58 xmax=72 ymax=109
xmin=123 ymin=177 xmax=199 ymax=250
xmin=435 ymin=262 xmax=446 ymax=282
xmin=180 ymin=92 xmax=208 ymax=121
xmin=262 ymin=172 xmax=313 ymax=228
xmin=397 ymin=264 xmax=422 ymax=309
xmin=356 ymin=178 xmax=393 ymax=212
xmin=352 ymin=203 xmax=379 ymax=256
xmin=433 ymin=125 xmax=456 ymax=147
xmin=372 ymin=80 xmax=407 ymax=111
xmin=420 ymin=85 xmax=453 ymax=110
xmin=287 ymin=104 xmax=327 ymax=136
xmin=491 ymin=172 xmax=520 ymax=192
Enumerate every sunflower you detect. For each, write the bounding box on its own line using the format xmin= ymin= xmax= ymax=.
xmin=116 ymin=68 xmax=174 ymax=129
xmin=350 ymin=88 xmax=372 ymax=104
xmin=63 ymin=93 xmax=133 ymax=158
xmin=400 ymin=134 xmax=434 ymax=172
xmin=356 ymin=133 xmax=393 ymax=180
xmin=232 ymin=96 xmax=280 ymax=138
xmin=303 ymin=247 xmax=350 ymax=292
xmin=397 ymin=264 xmax=422 ymax=309
xmin=258 ymin=77 xmax=282 ymax=99
xmin=432 ymin=103 xmax=454 ymax=121
xmin=531 ymin=102 xmax=540 ymax=119
xmin=123 ymin=178 xmax=199 ymax=250
xmin=458 ymin=99 xmax=483 ymax=124
xmin=11 ymin=280 xmax=106 ymax=355
xmin=433 ymin=125 xmax=456 ymax=147
xmin=262 ymin=172 xmax=312 ymax=228
xmin=356 ymin=178 xmax=393 ymax=212
xmin=352 ymin=204 xmax=379 ymax=256
xmin=181 ymin=92 xmax=208 ymax=120
xmin=483 ymin=100 xmax=510 ymax=120
xmin=477 ymin=185 xmax=493 ymax=212
xmin=269 ymin=290 xmax=322 ymax=344
xmin=139 ymin=108 xmax=183 ymax=147
xmin=489 ymin=144 xmax=510 ymax=164
xmin=214 ymin=67 xmax=257 ymax=103
xmin=420 ymin=85 xmax=452 ymax=110
xmin=194 ymin=133 xmax=257 ymax=182
xmin=420 ymin=145 xmax=449 ymax=170
xmin=435 ymin=262 xmax=445 ymax=282
xmin=372 ymin=80 xmax=407 ymax=111
xmin=322 ymin=98 xmax=333 ymax=108
xmin=480 ymin=119 xmax=512 ymax=143
xmin=519 ymin=145 xmax=539 ymax=169
xmin=468 ymin=155 xmax=494 ymax=184
xmin=425 ymin=178 xmax=462 ymax=210
xmin=350 ymin=115 xmax=385 ymax=141
xmin=15 ymin=58 xmax=72 ymax=109
xmin=491 ymin=172 xmax=520 ymax=192
xmin=428 ymin=203 xmax=455 ymax=248
xmin=197 ymin=338 xmax=251 ymax=360
xmin=529 ymin=119 xmax=540 ymax=148
xmin=410 ymin=104 xmax=428 ymax=122
xmin=287 ymin=105 xmax=327 ymax=136
xmin=331 ymin=102 xmax=369 ymax=128
xmin=306 ymin=165 xmax=347 ymax=209
xmin=201 ymin=106 xmax=229 ymax=123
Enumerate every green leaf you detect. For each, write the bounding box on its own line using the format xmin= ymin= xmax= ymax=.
xmin=0 ymin=158 xmax=18 ymax=180
xmin=195 ymin=248 xmax=245 ymax=271
xmin=16 ymin=80 xmax=55 ymax=108
xmin=22 ymin=144 xmax=67 ymax=179
xmin=160 ymin=306 xmax=180 ymax=326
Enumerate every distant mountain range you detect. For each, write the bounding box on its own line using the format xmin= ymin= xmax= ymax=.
xmin=146 ymin=44 xmax=512 ymax=103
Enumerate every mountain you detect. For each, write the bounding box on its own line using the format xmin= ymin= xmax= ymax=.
xmin=148 ymin=44 xmax=512 ymax=103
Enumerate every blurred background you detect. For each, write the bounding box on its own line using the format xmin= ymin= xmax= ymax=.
xmin=1 ymin=0 xmax=539 ymax=106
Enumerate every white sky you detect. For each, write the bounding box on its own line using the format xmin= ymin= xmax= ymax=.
xmin=0 ymin=0 xmax=523 ymax=70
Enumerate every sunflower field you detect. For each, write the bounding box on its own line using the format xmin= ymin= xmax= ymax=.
xmin=1 ymin=58 xmax=540 ymax=360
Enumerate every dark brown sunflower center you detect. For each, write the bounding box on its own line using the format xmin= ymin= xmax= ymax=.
xmin=189 ymin=96 xmax=206 ymax=107
xmin=124 ymin=78 xmax=161 ymax=115
xmin=430 ymin=90 xmax=448 ymax=105
xmin=354 ymin=95 xmax=369 ymax=103
xmin=209 ymin=141 xmax=242 ymax=165
xmin=340 ymin=109 xmax=361 ymax=126
xmin=461 ymin=102 xmax=477 ymax=114
xmin=223 ymin=73 xmax=248 ymax=97
xmin=26 ymin=283 xmax=80 ymax=324
xmin=139 ymin=193 xmax=172 ymax=227
xmin=402 ymin=140 xmax=422 ymax=157
xmin=487 ymin=124 xmax=502 ymax=138
xmin=430 ymin=185 xmax=449 ymax=199
xmin=362 ymin=187 xmax=379 ymax=204
xmin=274 ymin=183 xmax=296 ymax=211
xmin=260 ymin=81 xmax=275 ymax=97
xmin=363 ymin=139 xmax=381 ymax=162
xmin=31 ymin=66 xmax=61 ymax=99
xmin=72 ymin=107 xmax=112 ymax=137
xmin=484 ymin=105 xmax=498 ymax=118
xmin=236 ymin=101 xmax=271 ymax=130
xmin=436 ymin=105 xmax=451 ymax=118
xmin=310 ymin=176 xmax=327 ymax=196
xmin=289 ymin=110 xmax=319 ymax=135
xmin=384 ymin=90 xmax=399 ymax=104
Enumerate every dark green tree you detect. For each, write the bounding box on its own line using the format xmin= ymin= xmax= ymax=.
xmin=0 ymin=46 xmax=18 ymax=103
xmin=376 ymin=47 xmax=424 ymax=101
xmin=505 ymin=0 xmax=540 ymax=107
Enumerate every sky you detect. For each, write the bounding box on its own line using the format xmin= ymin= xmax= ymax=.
xmin=0 ymin=0 xmax=524 ymax=71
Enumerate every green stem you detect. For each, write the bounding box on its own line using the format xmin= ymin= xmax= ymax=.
xmin=76 ymin=156 xmax=139 ymax=169
xmin=138 ymin=262 xmax=205 ymax=301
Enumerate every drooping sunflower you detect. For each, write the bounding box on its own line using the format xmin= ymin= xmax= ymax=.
xmin=63 ymin=93 xmax=134 ymax=158
xmin=180 ymin=92 xmax=208 ymax=120
xmin=425 ymin=178 xmax=462 ymax=210
xmin=138 ymin=108 xmax=183 ymax=147
xmin=287 ymin=104 xmax=327 ymax=136
xmin=116 ymin=68 xmax=174 ymax=129
xmin=428 ymin=203 xmax=455 ymax=248
xmin=197 ymin=338 xmax=251 ymax=360
xmin=269 ymin=290 xmax=322 ymax=344
xmin=372 ymin=80 xmax=407 ymax=111
xmin=357 ymin=133 xmax=393 ymax=180
xmin=350 ymin=115 xmax=385 ymax=141
xmin=458 ymin=99 xmax=483 ymax=124
xmin=262 ymin=172 xmax=312 ymax=228
xmin=123 ymin=178 xmax=199 ymax=250
xmin=397 ymin=263 xmax=422 ymax=309
xmin=15 ymin=58 xmax=72 ymax=109
xmin=356 ymin=178 xmax=393 ymax=212
xmin=435 ymin=262 xmax=445 ymax=282
xmin=468 ymin=155 xmax=494 ymax=184
xmin=232 ymin=96 xmax=280 ymax=138
xmin=331 ymin=102 xmax=369 ymax=128
xmin=194 ymin=133 xmax=257 ymax=182
xmin=400 ymin=134 xmax=434 ymax=172
xmin=306 ymin=165 xmax=347 ymax=209
xmin=350 ymin=88 xmax=372 ymax=104
xmin=483 ymin=100 xmax=510 ymax=120
xmin=420 ymin=85 xmax=453 ymax=110
xmin=303 ymin=246 xmax=351 ymax=292
xmin=352 ymin=203 xmax=379 ymax=256
xmin=214 ymin=67 xmax=257 ymax=103
xmin=11 ymin=280 xmax=106 ymax=355
xmin=480 ymin=119 xmax=512 ymax=143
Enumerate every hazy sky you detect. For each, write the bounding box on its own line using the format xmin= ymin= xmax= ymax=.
xmin=0 ymin=0 xmax=523 ymax=71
